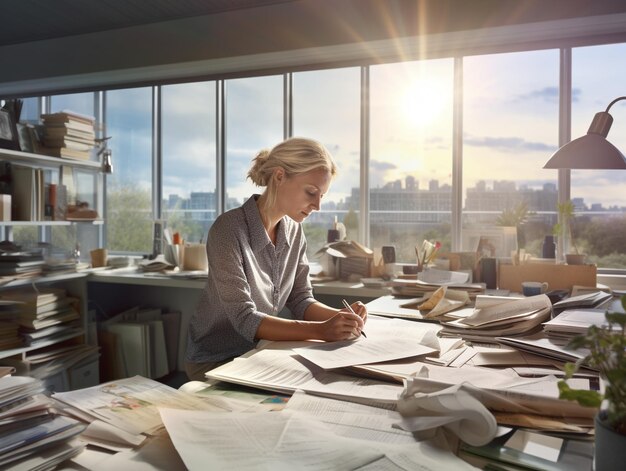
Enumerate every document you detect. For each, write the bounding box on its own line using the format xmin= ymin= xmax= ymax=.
xmin=52 ymin=375 xmax=217 ymax=435
xmin=285 ymin=390 xmax=413 ymax=444
xmin=159 ymin=406 xmax=479 ymax=471
xmin=293 ymin=337 xmax=436 ymax=370
xmin=461 ymin=294 xmax=552 ymax=327
xmin=207 ymin=348 xmax=403 ymax=403
xmin=159 ymin=408 xmax=383 ymax=470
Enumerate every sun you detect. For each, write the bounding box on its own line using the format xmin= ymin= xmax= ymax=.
xmin=400 ymin=77 xmax=449 ymax=128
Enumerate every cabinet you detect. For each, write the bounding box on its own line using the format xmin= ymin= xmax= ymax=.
xmin=0 ymin=147 xmax=104 ymax=258
xmin=0 ymin=148 xmax=103 ymax=391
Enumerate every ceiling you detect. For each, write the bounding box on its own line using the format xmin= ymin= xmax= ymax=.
xmin=0 ymin=0 xmax=293 ymax=46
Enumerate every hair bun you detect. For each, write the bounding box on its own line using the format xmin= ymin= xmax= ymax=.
xmin=247 ymin=149 xmax=271 ymax=186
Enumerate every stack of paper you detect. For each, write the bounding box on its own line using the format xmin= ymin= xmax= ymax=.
xmin=0 ymin=288 xmax=82 ymax=345
xmin=542 ymin=308 xmax=610 ymax=341
xmin=495 ymin=333 xmax=589 ymax=367
xmin=439 ymin=294 xmax=552 ymax=342
xmin=2 ymin=343 xmax=100 ymax=381
xmin=552 ymin=291 xmax=613 ymax=312
xmin=389 ymin=273 xmax=484 ymax=298
xmin=0 ymin=251 xmax=44 ymax=280
xmin=0 ymin=375 xmax=86 ymax=469
xmin=137 ymin=254 xmax=174 ymax=273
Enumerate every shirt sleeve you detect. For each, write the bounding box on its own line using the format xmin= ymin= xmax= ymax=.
xmin=206 ymin=217 xmax=266 ymax=342
xmin=285 ymin=230 xmax=316 ymax=320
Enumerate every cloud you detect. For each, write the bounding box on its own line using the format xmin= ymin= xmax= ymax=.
xmin=464 ymin=135 xmax=556 ymax=153
xmin=514 ymin=86 xmax=582 ymax=103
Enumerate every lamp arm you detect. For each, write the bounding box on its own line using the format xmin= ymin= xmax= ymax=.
xmin=605 ymin=96 xmax=626 ymax=112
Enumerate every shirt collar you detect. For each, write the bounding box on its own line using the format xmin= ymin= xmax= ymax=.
xmin=243 ymin=195 xmax=291 ymax=252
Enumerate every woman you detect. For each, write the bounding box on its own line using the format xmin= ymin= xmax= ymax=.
xmin=185 ymin=137 xmax=367 ymax=381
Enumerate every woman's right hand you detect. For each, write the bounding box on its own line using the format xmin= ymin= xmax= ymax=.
xmin=318 ymin=310 xmax=364 ymax=341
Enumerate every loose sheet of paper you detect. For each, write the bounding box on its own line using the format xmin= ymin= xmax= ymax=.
xmin=293 ymin=337 xmax=436 ymax=370
xmin=207 ymin=348 xmax=403 ymax=403
xmin=159 ymin=408 xmax=382 ymax=470
xmin=52 ymin=375 xmax=217 ymax=435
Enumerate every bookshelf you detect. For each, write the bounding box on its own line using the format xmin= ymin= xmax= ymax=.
xmin=0 ymin=273 xmax=99 ymax=392
xmin=0 ymin=147 xmax=104 ymax=243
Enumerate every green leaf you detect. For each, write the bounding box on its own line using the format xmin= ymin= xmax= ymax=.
xmin=558 ymin=381 xmax=603 ymax=407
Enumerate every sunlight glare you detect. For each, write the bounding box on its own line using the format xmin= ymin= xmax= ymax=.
xmin=401 ymin=77 xmax=448 ymax=128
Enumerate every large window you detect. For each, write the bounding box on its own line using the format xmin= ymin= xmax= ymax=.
xmin=162 ymin=81 xmax=217 ymax=244
xmin=20 ymin=32 xmax=626 ymax=272
xmin=293 ymin=67 xmax=361 ymax=258
xmin=105 ymin=87 xmax=153 ymax=254
xmin=225 ymin=76 xmax=283 ymax=210
xmin=370 ymin=59 xmax=454 ymax=262
xmin=463 ymin=50 xmax=559 ymax=259
xmin=572 ymin=43 xmax=626 ymax=269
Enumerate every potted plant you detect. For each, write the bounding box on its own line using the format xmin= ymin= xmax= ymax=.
xmin=496 ymin=201 xmax=530 ymax=264
xmin=558 ymin=294 xmax=626 ymax=470
xmin=553 ymin=200 xmax=585 ymax=264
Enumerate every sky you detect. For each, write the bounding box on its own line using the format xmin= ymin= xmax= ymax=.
xmin=48 ymin=41 xmax=626 ymax=211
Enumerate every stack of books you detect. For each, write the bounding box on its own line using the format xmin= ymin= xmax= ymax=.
xmin=0 ymin=288 xmax=82 ymax=347
xmin=0 ymin=250 xmax=45 ymax=281
xmin=0 ymin=373 xmax=86 ymax=469
xmin=41 ymin=111 xmax=96 ymax=161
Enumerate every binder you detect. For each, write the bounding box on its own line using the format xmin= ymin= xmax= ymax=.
xmin=105 ymin=323 xmax=151 ymax=378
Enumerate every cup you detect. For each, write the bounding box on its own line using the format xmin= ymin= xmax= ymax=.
xmin=182 ymin=243 xmax=208 ymax=271
xmin=90 ymin=248 xmax=108 ymax=268
xmin=522 ymin=281 xmax=549 ymax=296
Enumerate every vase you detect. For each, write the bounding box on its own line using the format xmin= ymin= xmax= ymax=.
xmin=541 ymin=235 xmax=556 ymax=259
xmin=595 ymin=413 xmax=626 ymax=471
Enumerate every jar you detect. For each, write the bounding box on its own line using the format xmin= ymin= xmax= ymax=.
xmin=542 ymin=235 xmax=556 ymax=259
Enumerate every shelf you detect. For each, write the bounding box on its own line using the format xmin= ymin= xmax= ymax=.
xmin=0 ymin=220 xmax=104 ymax=226
xmin=0 ymin=147 xmax=101 ymax=170
xmin=0 ymin=272 xmax=87 ymax=290
xmin=0 ymin=329 xmax=85 ymax=360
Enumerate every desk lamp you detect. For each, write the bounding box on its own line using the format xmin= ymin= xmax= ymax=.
xmin=96 ymin=136 xmax=113 ymax=174
xmin=544 ymin=96 xmax=626 ymax=169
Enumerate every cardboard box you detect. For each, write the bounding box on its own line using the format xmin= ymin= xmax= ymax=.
xmin=498 ymin=263 xmax=597 ymax=292
xmin=315 ymin=240 xmax=374 ymax=280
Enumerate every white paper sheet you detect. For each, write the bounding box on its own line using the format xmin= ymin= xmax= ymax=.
xmin=159 ymin=408 xmax=382 ymax=470
xmin=207 ymin=347 xmax=404 ymax=403
xmin=52 ymin=376 xmax=217 ymax=435
xmin=293 ymin=337 xmax=436 ymax=370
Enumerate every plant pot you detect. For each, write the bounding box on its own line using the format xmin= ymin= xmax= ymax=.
xmin=565 ymin=253 xmax=586 ymax=265
xmin=595 ymin=413 xmax=626 ymax=471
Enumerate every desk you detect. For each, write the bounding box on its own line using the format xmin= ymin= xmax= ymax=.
xmin=86 ymin=271 xmax=383 ymax=372
xmin=87 ymin=270 xmax=204 ymax=372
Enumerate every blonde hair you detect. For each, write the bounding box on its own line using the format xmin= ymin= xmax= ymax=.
xmin=247 ymin=137 xmax=337 ymax=213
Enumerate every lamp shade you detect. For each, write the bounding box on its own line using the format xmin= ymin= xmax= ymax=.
xmin=544 ymin=133 xmax=626 ymax=169
xmin=544 ymin=100 xmax=626 ymax=169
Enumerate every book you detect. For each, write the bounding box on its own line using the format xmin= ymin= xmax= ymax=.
xmin=0 ymin=288 xmax=67 ymax=309
xmin=41 ymin=111 xmax=95 ymax=126
xmin=42 ymin=146 xmax=92 ymax=161
xmin=43 ymin=124 xmax=95 ymax=138
xmin=10 ymin=165 xmax=36 ymax=221
xmin=104 ymin=322 xmax=151 ymax=378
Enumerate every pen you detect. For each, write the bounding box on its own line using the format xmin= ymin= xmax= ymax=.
xmin=342 ymin=299 xmax=366 ymax=338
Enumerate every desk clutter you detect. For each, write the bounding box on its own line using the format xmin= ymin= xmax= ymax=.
xmin=5 ymin=287 xmax=618 ymax=469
